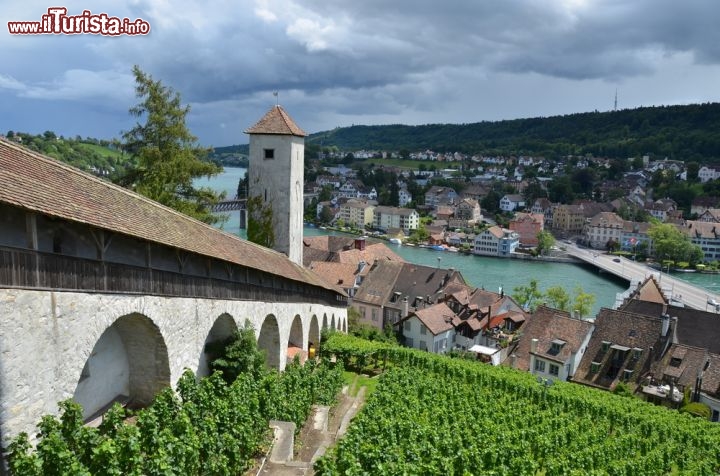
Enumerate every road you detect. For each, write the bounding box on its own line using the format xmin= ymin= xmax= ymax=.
xmin=563 ymin=242 xmax=720 ymax=312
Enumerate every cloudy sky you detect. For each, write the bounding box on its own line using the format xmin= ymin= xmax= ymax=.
xmin=2 ymin=0 xmax=720 ymax=147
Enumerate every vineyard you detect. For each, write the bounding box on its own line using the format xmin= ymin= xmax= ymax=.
xmin=7 ymin=359 xmax=344 ymax=476
xmin=316 ymin=334 xmax=720 ymax=476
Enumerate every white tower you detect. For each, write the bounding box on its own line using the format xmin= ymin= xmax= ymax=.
xmin=245 ymin=105 xmax=306 ymax=265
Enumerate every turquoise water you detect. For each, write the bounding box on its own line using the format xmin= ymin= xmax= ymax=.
xmin=198 ymin=167 xmax=720 ymax=314
xmin=196 ymin=167 xmax=247 ymax=237
xmin=303 ymin=227 xmax=624 ymax=317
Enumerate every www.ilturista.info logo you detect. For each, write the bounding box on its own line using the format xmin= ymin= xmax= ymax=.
xmin=8 ymin=7 xmax=151 ymax=35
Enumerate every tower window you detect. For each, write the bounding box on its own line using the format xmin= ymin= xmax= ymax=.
xmin=264 ymin=148 xmax=274 ymax=160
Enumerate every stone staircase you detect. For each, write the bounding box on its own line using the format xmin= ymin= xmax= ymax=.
xmin=257 ymin=377 xmax=367 ymax=475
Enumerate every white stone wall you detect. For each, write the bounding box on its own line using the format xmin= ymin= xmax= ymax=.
xmin=0 ymin=288 xmax=346 ymax=448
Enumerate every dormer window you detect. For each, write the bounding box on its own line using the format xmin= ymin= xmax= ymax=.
xmin=550 ymin=339 xmax=566 ymax=355
xmin=601 ymin=341 xmax=611 ymax=353
xmin=670 ymin=357 xmax=682 ymax=367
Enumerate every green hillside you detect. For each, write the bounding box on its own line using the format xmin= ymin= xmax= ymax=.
xmin=306 ymin=103 xmax=720 ymax=161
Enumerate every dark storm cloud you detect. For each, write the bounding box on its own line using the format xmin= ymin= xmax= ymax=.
xmin=2 ymin=0 xmax=720 ymax=144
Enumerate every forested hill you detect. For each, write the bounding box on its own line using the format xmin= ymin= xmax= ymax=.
xmin=306 ymin=102 xmax=720 ymax=161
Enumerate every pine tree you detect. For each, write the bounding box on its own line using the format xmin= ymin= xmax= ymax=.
xmin=118 ymin=65 xmax=225 ymax=224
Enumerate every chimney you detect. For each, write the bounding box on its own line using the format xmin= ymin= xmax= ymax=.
xmin=403 ymin=296 xmax=409 ymax=318
xmin=354 ymin=238 xmax=366 ymax=251
xmin=357 ymin=260 xmax=366 ymax=273
xmin=661 ymin=313 xmax=670 ymax=337
xmin=531 ymin=338 xmax=538 ymax=354
xmin=510 ymin=354 xmax=517 ymax=369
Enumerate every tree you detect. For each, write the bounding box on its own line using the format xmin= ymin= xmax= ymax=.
xmin=118 ymin=65 xmax=224 ymax=224
xmin=512 ymin=279 xmax=543 ymax=312
xmin=648 ymin=222 xmax=703 ymax=264
xmin=247 ymin=194 xmax=275 ymax=248
xmin=686 ymin=161 xmax=700 ymax=182
xmin=536 ymin=230 xmax=555 ymax=256
xmin=206 ymin=320 xmax=266 ymax=383
xmin=572 ymin=286 xmax=595 ymax=319
xmin=544 ymin=286 xmax=570 ymax=311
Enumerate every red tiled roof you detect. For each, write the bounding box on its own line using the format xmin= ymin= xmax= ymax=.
xmin=244 ymin=105 xmax=307 ymax=137
xmin=0 ymin=138 xmax=336 ymax=293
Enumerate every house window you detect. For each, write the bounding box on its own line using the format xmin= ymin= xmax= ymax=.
xmin=371 ymin=309 xmax=378 ymax=322
xmin=420 ymin=326 xmax=427 ymax=335
xmin=590 ymin=361 xmax=600 ymax=374
xmin=549 ymin=364 xmax=559 ymax=377
xmin=359 ymin=307 xmax=366 ymax=318
xmin=404 ymin=321 xmax=411 ymax=332
xmin=670 ymin=357 xmax=682 ymax=367
xmin=601 ymin=341 xmax=611 ymax=353
xmin=633 ymin=348 xmax=643 ymax=360
xmin=263 ymin=148 xmax=274 ymax=160
xmin=623 ymin=369 xmax=634 ymax=381
xmin=406 ymin=337 xmax=413 ymax=348
xmin=712 ymin=410 xmax=719 ymax=422
xmin=534 ymin=359 xmax=546 ymax=372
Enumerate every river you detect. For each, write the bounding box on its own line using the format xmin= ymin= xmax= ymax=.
xmin=198 ymin=167 xmax=720 ymax=315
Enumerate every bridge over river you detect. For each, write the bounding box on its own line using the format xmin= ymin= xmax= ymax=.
xmin=565 ymin=242 xmax=720 ymax=312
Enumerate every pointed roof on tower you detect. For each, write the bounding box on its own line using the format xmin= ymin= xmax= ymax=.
xmin=245 ymin=105 xmax=307 ymax=137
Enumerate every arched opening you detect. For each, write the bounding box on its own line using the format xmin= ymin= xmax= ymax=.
xmin=73 ymin=313 xmax=170 ymax=421
xmin=342 ymin=317 xmax=347 ymax=333
xmin=287 ymin=314 xmax=305 ymax=364
xmin=308 ymin=315 xmax=320 ymax=353
xmin=258 ymin=314 xmax=281 ymax=370
xmin=322 ymin=313 xmax=328 ymax=330
xmin=331 ymin=314 xmax=336 ymax=330
xmin=197 ymin=313 xmax=238 ymax=379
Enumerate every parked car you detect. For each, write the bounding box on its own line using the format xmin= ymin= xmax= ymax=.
xmin=613 ymin=258 xmax=621 ymax=263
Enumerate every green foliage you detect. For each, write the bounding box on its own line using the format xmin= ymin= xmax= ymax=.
xmin=612 ymin=381 xmax=634 ymax=398
xmin=648 ymin=223 xmax=704 ymax=265
xmin=118 ymin=66 xmax=224 ymax=225
xmin=512 ymin=279 xmax=543 ymax=311
xmin=246 ymin=194 xmax=275 ymax=248
xmin=307 ymin=102 xmax=720 ymax=161
xmin=8 ymin=358 xmax=345 ymax=476
xmin=317 ymin=333 xmax=720 ymax=475
xmin=9 ymin=132 xmax=129 ymax=177
xmin=679 ymin=402 xmax=712 ymax=419
xmin=207 ymin=321 xmax=266 ymax=384
xmin=572 ymin=286 xmax=596 ymax=319
xmin=544 ymin=286 xmax=571 ymax=311
xmin=536 ymin=230 xmax=555 ymax=256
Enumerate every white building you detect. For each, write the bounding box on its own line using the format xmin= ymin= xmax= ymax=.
xmin=473 ymin=226 xmax=519 ymax=257
xmin=499 ymin=194 xmax=526 ymax=212
xmin=400 ymin=303 xmax=458 ymax=354
xmin=373 ymin=206 xmax=419 ymax=232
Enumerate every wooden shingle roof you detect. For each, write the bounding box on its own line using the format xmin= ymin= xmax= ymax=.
xmin=0 ymin=138 xmax=336 ymax=293
xmin=244 ymin=105 xmax=307 ymax=137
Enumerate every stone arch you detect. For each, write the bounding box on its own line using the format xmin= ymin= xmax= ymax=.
xmin=288 ymin=314 xmax=304 ymax=348
xmin=308 ymin=315 xmax=320 ymax=350
xmin=73 ymin=313 xmax=170 ymax=420
xmin=197 ymin=313 xmax=238 ymax=379
xmin=322 ymin=313 xmax=328 ymax=330
xmin=331 ymin=314 xmax=336 ymax=330
xmin=258 ymin=314 xmax=281 ymax=369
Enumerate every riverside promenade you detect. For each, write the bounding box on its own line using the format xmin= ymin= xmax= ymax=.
xmin=565 ymin=242 xmax=720 ymax=312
